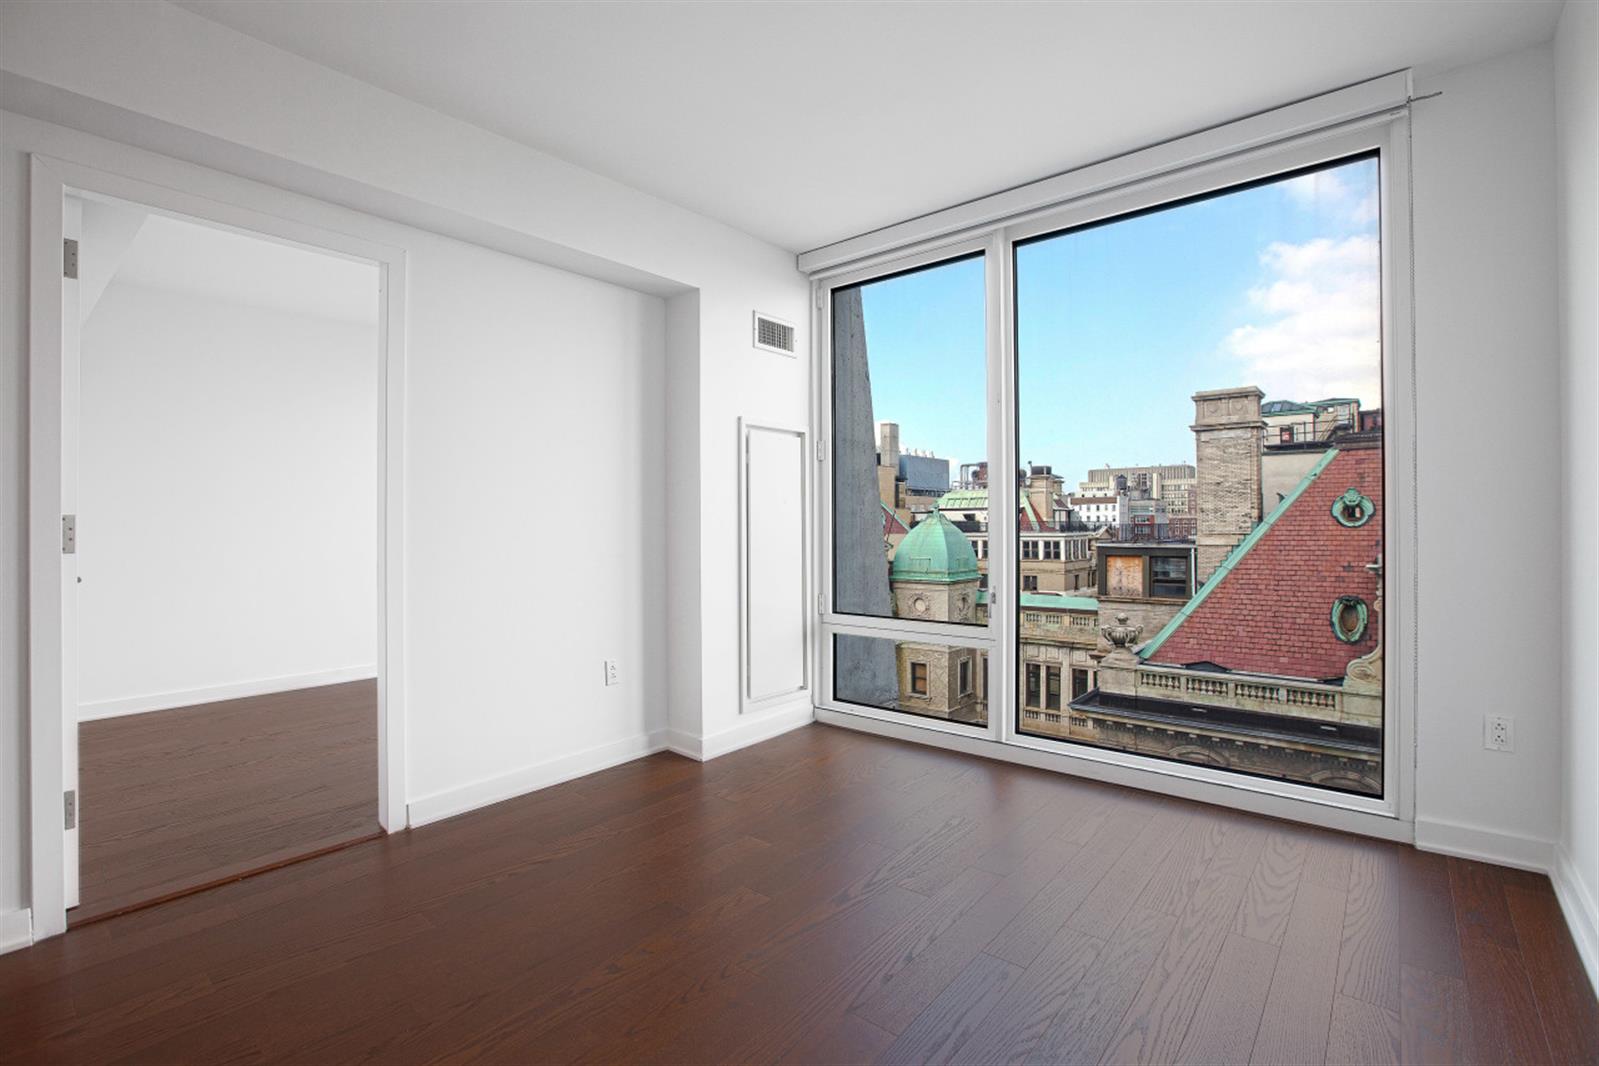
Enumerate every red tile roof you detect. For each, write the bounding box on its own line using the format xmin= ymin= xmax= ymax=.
xmin=1144 ymin=446 xmax=1382 ymax=681
xmin=883 ymin=504 xmax=909 ymax=537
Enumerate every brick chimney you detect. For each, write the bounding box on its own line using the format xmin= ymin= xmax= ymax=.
xmin=1192 ymin=386 xmax=1265 ymax=584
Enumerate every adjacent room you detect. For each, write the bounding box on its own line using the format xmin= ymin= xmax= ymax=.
xmin=69 ymin=198 xmax=381 ymax=923
xmin=1 ymin=2 xmax=1595 ymax=1064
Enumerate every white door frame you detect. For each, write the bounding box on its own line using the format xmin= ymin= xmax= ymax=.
xmin=28 ymin=152 xmax=409 ymax=941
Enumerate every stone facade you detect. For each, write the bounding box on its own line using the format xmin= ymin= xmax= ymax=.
xmin=1192 ymin=386 xmax=1264 ymax=583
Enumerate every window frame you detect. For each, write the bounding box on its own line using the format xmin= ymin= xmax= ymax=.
xmin=812 ymin=107 xmax=1415 ymax=837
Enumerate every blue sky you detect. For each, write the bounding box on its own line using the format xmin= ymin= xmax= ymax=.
xmin=855 ymin=156 xmax=1381 ymax=485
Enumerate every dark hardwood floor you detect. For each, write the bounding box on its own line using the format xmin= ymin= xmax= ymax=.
xmin=4 ymin=722 xmax=1594 ymax=1064
xmin=74 ymin=680 xmax=380 ymax=924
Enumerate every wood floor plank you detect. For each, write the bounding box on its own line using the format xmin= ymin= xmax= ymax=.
xmin=1234 ymin=830 xmax=1309 ymax=945
xmin=1395 ymin=846 xmax=1465 ymax=978
xmin=1503 ymin=880 xmax=1599 ymax=1064
xmin=1326 ymin=994 xmax=1403 ymax=1066
xmin=948 ymin=923 xmax=1103 ymax=1065
xmin=875 ymin=952 xmax=1022 ymax=1066
xmin=984 ymin=802 xmax=1153 ymax=967
xmin=4 ymin=722 xmax=1594 ymax=1066
xmin=1030 ymin=911 xmax=1178 ymax=1066
xmin=1399 ymin=964 xmax=1475 ymax=1065
xmin=1173 ymin=932 xmax=1277 ymax=1064
xmin=1250 ymin=880 xmax=1347 ymax=1064
xmin=1338 ymin=844 xmax=1401 ymax=1010
xmin=1099 ymin=871 xmax=1249 ymax=1065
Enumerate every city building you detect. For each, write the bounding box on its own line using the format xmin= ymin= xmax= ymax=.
xmin=1064 ymin=390 xmax=1386 ymax=796
xmin=887 ymin=512 xmax=985 ymax=724
xmin=1079 ymin=462 xmax=1198 ymax=516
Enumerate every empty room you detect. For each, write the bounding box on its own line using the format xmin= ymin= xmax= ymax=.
xmin=0 ymin=2 xmax=1595 ymax=1064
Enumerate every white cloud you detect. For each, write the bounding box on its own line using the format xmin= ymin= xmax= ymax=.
xmin=1222 ymin=235 xmax=1382 ymax=407
xmin=1283 ymin=169 xmax=1378 ymax=228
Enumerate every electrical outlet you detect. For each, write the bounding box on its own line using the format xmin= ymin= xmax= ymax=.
xmin=1484 ymin=714 xmax=1514 ymax=752
xmin=604 ymin=659 xmax=619 ymax=687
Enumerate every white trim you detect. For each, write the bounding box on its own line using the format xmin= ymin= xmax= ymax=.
xmin=77 ymin=667 xmax=379 ymax=721
xmin=816 ymin=710 xmax=1412 ymax=843
xmin=27 ymin=151 xmax=409 ymax=941
xmin=0 ymin=909 xmax=33 ymax=955
xmin=738 ymin=418 xmax=812 ymax=714
xmin=406 ymin=731 xmax=668 ymax=828
xmin=798 ymin=71 xmax=1411 ymax=274
xmin=673 ymin=697 xmax=815 ymax=762
xmin=1414 ymin=817 xmax=1556 ymax=873
xmin=1552 ymin=846 xmax=1599 ymax=995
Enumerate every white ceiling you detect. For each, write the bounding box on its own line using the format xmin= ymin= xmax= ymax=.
xmin=85 ymin=202 xmax=378 ymax=325
xmin=175 ymin=0 xmax=1562 ymax=253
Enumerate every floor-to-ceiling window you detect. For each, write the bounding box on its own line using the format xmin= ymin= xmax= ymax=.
xmin=818 ymin=105 xmax=1407 ymax=819
xmin=1014 ymin=153 xmax=1386 ymax=797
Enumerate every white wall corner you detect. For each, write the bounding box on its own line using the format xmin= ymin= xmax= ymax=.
xmin=699 ymin=697 xmax=814 ymax=762
xmin=406 ymin=729 xmax=669 ymax=828
xmin=1414 ymin=816 xmax=1557 ymax=873
xmin=0 ymin=908 xmax=33 ymax=954
xmin=1553 ymin=844 xmax=1599 ymax=995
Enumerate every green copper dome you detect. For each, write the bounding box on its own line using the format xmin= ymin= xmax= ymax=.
xmin=891 ymin=512 xmax=980 ymax=584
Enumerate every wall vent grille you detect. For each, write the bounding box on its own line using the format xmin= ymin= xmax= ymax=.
xmin=753 ymin=312 xmax=796 ymax=356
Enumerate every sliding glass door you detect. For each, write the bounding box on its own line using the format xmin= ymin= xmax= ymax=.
xmin=818 ymin=122 xmax=1406 ymax=819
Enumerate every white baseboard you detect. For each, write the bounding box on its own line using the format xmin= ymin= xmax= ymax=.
xmin=667 ymin=698 xmax=814 ymax=762
xmin=0 ymin=908 xmax=32 ymax=955
xmin=1552 ymin=845 xmax=1599 ymax=994
xmin=78 ymin=665 xmax=379 ymax=720
xmin=407 ymin=729 xmax=670 ymax=827
xmin=1414 ymin=816 xmax=1557 ymax=873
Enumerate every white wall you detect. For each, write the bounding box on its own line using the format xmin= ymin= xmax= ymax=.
xmin=1555 ymin=0 xmax=1599 ymax=983
xmin=0 ymin=0 xmax=812 ymax=933
xmin=79 ymin=274 xmax=378 ymax=718
xmin=1410 ymin=44 xmax=1564 ymax=866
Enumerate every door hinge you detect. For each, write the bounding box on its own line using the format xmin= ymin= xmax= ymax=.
xmin=64 ymin=790 xmax=76 ymax=831
xmin=61 ymin=514 xmax=76 ymax=554
xmin=63 ymin=238 xmax=78 ymax=280
xmin=817 ymin=593 xmax=826 ymax=616
xmin=815 ymin=439 xmax=826 ymax=463
xmin=814 ymin=288 xmax=824 ymax=310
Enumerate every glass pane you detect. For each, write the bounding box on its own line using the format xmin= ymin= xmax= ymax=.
xmin=831 ymin=255 xmax=985 ymax=626
xmin=833 ymin=634 xmax=988 ymax=727
xmin=1015 ymin=154 xmax=1384 ymax=798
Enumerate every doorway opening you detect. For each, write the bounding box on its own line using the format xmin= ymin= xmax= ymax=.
xmin=64 ymin=192 xmax=384 ymax=924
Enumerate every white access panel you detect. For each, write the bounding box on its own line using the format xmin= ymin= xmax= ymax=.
xmin=740 ymin=421 xmax=809 ymax=710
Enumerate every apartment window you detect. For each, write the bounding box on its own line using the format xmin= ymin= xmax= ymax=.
xmin=1022 ymin=575 xmax=1039 ymax=591
xmin=1025 ymin=663 xmax=1042 ymax=708
xmin=1043 ymin=540 xmax=1061 ymax=560
xmin=909 ymin=661 xmax=928 ymax=696
xmin=1150 ymin=556 xmax=1190 ymax=598
xmin=1015 ymin=152 xmax=1386 ymax=799
xmin=1022 ymin=540 xmax=1039 ymax=560
xmin=959 ymin=658 xmax=972 ymax=696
